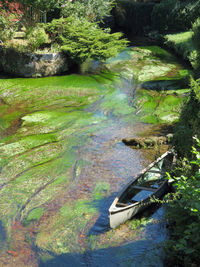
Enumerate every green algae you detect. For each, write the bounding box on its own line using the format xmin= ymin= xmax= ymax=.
xmin=23 ymin=207 xmax=44 ymax=226
xmin=93 ymin=182 xmax=110 ymax=200
xmin=19 ymin=111 xmax=95 ymax=136
xmin=36 ymin=199 xmax=98 ymax=254
xmin=0 ymin=45 xmax=192 ymax=258
xmin=137 ymin=64 xmax=176 ymax=82
xmin=134 ymin=88 xmax=187 ymax=124
xmin=106 ymin=46 xmax=190 ymax=84
xmin=0 ymin=73 xmax=116 ymax=138
xmin=0 ymin=142 xmax=64 ymax=185
xmin=99 ymin=90 xmax=136 ymax=117
xmin=0 ymin=133 xmax=58 ymax=159
xmin=74 ymin=159 xmax=91 ymax=178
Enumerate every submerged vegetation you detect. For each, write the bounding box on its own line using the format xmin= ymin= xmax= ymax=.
xmin=0 ymin=44 xmax=190 ymax=265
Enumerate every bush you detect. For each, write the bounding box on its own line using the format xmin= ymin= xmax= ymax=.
xmin=192 ymin=18 xmax=200 ymax=49
xmin=113 ymin=0 xmax=155 ymax=36
xmin=45 ymin=16 xmax=128 ymax=63
xmin=164 ymin=31 xmax=199 ymax=70
xmin=0 ymin=11 xmax=18 ymax=42
xmin=152 ymin=0 xmax=200 ymax=33
xmin=173 ymin=78 xmax=200 ymax=158
xmin=166 ymin=137 xmax=200 ymax=266
xmin=60 ymin=0 xmax=114 ymax=22
xmin=25 ymin=26 xmax=49 ymax=52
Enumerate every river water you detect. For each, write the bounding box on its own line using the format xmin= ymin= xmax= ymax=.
xmin=0 ymin=46 xmax=190 ymax=266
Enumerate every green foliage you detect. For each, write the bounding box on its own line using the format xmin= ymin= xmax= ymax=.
xmin=152 ymin=0 xmax=178 ymax=32
xmin=173 ymin=78 xmax=200 ymax=158
xmin=128 ymin=217 xmax=153 ymax=230
xmin=164 ymin=31 xmax=199 ymax=70
xmin=166 ymin=138 xmax=200 ymax=266
xmin=45 ymin=16 xmax=128 ymax=63
xmin=113 ymin=0 xmax=154 ymax=36
xmin=0 ymin=11 xmax=18 ymax=42
xmin=191 ymin=17 xmax=200 ymax=71
xmin=192 ymin=18 xmax=200 ymax=50
xmin=60 ymin=0 xmax=115 ymax=22
xmin=152 ymin=0 xmax=200 ymax=33
xmin=25 ymin=26 xmax=49 ymax=52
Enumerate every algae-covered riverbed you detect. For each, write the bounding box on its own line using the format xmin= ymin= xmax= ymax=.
xmin=0 ymin=46 xmax=190 ymax=266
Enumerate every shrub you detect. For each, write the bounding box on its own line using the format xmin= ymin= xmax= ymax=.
xmin=113 ymin=0 xmax=154 ymax=36
xmin=164 ymin=31 xmax=199 ymax=70
xmin=166 ymin=137 xmax=200 ymax=266
xmin=60 ymin=0 xmax=115 ymax=22
xmin=45 ymin=16 xmax=128 ymax=63
xmin=172 ymin=78 xmax=200 ymax=158
xmin=0 ymin=11 xmax=19 ymax=42
xmin=25 ymin=26 xmax=49 ymax=52
xmin=152 ymin=0 xmax=200 ymax=33
xmin=192 ymin=18 xmax=200 ymax=49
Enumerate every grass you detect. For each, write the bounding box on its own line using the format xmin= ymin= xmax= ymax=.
xmin=164 ymin=31 xmax=198 ymax=69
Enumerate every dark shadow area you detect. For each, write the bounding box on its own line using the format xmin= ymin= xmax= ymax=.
xmin=141 ymin=78 xmax=189 ymax=91
xmin=0 ymin=220 xmax=7 ymax=251
xmin=39 ymin=203 xmax=168 ymax=267
xmin=87 ymin=195 xmax=115 ymax=236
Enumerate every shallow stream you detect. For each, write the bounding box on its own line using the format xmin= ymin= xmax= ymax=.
xmin=0 ymin=46 xmax=191 ymax=266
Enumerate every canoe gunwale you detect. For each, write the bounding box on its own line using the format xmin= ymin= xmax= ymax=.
xmin=109 ymin=180 xmax=168 ymax=215
xmin=109 ymin=151 xmax=175 ymax=220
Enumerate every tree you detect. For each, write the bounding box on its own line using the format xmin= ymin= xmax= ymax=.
xmin=60 ymin=0 xmax=115 ymax=22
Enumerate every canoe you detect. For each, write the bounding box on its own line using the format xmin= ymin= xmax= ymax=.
xmin=109 ymin=151 xmax=175 ymax=229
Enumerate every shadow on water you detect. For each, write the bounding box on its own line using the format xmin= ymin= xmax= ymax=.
xmin=0 ymin=221 xmax=7 ymax=251
xmin=141 ymin=78 xmax=189 ymax=91
xmin=37 ymin=186 xmax=168 ymax=267
xmin=39 ymin=204 xmax=168 ymax=267
xmin=87 ymin=196 xmax=113 ymax=236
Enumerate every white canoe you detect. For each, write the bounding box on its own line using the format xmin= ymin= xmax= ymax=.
xmin=109 ymin=151 xmax=175 ymax=229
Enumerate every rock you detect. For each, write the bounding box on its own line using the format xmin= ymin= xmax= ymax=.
xmin=122 ymin=135 xmax=173 ymax=148
xmin=0 ymin=46 xmax=70 ymax=78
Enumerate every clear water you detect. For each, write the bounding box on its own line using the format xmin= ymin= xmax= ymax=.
xmin=0 ymin=46 xmax=190 ymax=266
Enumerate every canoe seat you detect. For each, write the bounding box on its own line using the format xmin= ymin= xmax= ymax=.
xmin=132 ymin=185 xmax=157 ymax=192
